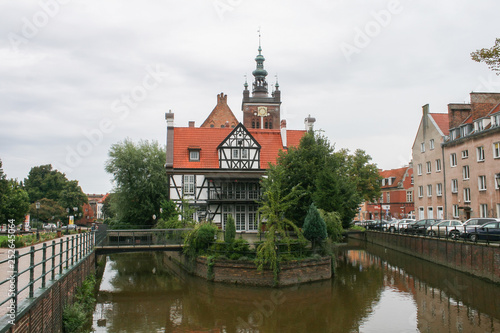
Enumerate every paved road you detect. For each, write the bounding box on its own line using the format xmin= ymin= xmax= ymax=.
xmin=0 ymin=232 xmax=92 ymax=318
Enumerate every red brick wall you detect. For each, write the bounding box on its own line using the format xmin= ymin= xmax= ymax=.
xmin=3 ymin=254 xmax=96 ymax=333
xmin=350 ymin=232 xmax=500 ymax=283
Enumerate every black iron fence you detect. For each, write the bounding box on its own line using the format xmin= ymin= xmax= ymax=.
xmin=0 ymin=232 xmax=95 ymax=318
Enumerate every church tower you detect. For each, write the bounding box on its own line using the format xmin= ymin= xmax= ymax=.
xmin=242 ymin=37 xmax=281 ymax=129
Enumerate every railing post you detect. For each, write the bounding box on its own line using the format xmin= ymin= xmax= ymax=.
xmin=29 ymin=246 xmax=35 ymax=298
xmin=71 ymin=236 xmax=75 ymax=266
xmin=59 ymin=238 xmax=64 ymax=274
xmin=65 ymin=237 xmax=70 ymax=269
xmin=42 ymin=243 xmax=47 ymax=288
xmin=51 ymin=240 xmax=56 ymax=280
xmin=13 ymin=250 xmax=19 ymax=315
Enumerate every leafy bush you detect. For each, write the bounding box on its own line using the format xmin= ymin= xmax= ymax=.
xmin=319 ymin=209 xmax=344 ymax=243
xmin=349 ymin=225 xmax=366 ymax=232
xmin=63 ymin=303 xmax=87 ymax=333
xmin=183 ymin=222 xmax=218 ymax=258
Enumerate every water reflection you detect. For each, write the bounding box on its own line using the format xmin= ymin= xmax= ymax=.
xmin=92 ymin=241 xmax=500 ymax=332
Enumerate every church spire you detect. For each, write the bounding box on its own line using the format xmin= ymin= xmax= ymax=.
xmin=252 ymin=28 xmax=268 ymax=95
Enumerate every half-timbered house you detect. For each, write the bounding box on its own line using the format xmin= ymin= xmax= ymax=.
xmin=164 ymin=44 xmax=315 ymax=232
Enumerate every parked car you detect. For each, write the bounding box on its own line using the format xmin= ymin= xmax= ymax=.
xmin=61 ymin=224 xmax=77 ymax=230
xmin=388 ymin=219 xmax=415 ymax=233
xmin=426 ymin=220 xmax=463 ymax=237
xmin=406 ymin=219 xmax=441 ymax=235
xmin=465 ymin=221 xmax=500 ymax=242
xmin=451 ymin=218 xmax=500 ymax=239
xmin=43 ymin=223 xmax=57 ymax=231
xmin=457 ymin=218 xmax=500 ymax=241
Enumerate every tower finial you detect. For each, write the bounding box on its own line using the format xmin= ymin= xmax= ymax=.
xmin=257 ymin=27 xmax=262 ymax=54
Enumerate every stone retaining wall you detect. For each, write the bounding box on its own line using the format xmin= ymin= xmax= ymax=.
xmin=165 ymin=252 xmax=332 ymax=287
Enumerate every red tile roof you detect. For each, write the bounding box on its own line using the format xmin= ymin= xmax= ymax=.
xmin=379 ymin=167 xmax=407 ymax=189
xmin=429 ymin=113 xmax=449 ymax=136
xmin=172 ymin=127 xmax=306 ymax=169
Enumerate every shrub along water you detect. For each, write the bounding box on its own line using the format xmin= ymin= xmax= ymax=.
xmin=62 ymin=274 xmax=96 ymax=333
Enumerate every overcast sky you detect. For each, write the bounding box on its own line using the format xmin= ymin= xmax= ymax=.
xmin=1 ymin=0 xmax=499 ymax=194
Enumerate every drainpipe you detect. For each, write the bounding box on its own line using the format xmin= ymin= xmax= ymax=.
xmin=441 ymin=141 xmax=448 ymax=219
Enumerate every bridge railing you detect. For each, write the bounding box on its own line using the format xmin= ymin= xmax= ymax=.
xmin=0 ymin=232 xmax=95 ymax=319
xmin=97 ymin=229 xmax=191 ymax=248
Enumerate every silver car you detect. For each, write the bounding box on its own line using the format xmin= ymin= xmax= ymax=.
xmin=426 ymin=220 xmax=463 ymax=238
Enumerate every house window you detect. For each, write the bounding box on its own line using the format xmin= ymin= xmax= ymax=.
xmin=241 ymin=149 xmax=249 ymax=159
xmin=232 ymin=149 xmax=240 ymax=159
xmin=386 ymin=192 xmax=390 ymax=203
xmin=183 ymin=175 xmax=195 ymax=195
xmin=474 ymin=120 xmax=484 ymax=132
xmin=429 ymin=139 xmax=435 ymax=150
xmin=427 ymin=184 xmax=432 ymax=197
xmin=189 ymin=150 xmax=200 ymax=161
xmin=451 ymin=179 xmax=458 ymax=193
xmin=418 ymin=186 xmax=424 ymax=198
xmin=411 ymin=175 xmax=414 ymax=185
xmin=421 ymin=142 xmax=425 ymax=152
xmin=406 ymin=191 xmax=413 ymax=202
xmin=248 ymin=205 xmax=259 ymax=231
xmin=222 ymin=205 xmax=233 ymax=230
xmin=417 ymin=164 xmax=422 ymax=175
xmin=235 ymin=205 xmax=246 ymax=231
xmin=427 ymin=207 xmax=434 ymax=219
xmin=435 ymin=159 xmax=441 ymax=172
xmin=436 ymin=183 xmax=442 ymax=196
xmin=478 ymin=175 xmax=487 ymax=191
xmin=418 ymin=207 xmax=424 ymax=219
xmin=462 ymin=150 xmax=469 ymax=159
xmin=462 ymin=165 xmax=470 ymax=180
xmin=426 ymin=161 xmax=431 ymax=174
xmin=493 ymin=142 xmax=500 ymax=159
xmin=477 ymin=146 xmax=485 ymax=162
xmin=450 ymin=153 xmax=457 ymax=167
xmin=453 ymin=204 xmax=459 ymax=218
xmin=437 ymin=206 xmax=443 ymax=219
xmin=496 ymin=173 xmax=500 ymax=190
xmin=464 ymin=188 xmax=471 ymax=203
xmin=480 ymin=204 xmax=488 ymax=218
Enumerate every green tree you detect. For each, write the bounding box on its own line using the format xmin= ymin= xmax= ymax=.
xmin=255 ymin=164 xmax=305 ymax=283
xmin=269 ymin=131 xmax=378 ymax=228
xmin=471 ymin=38 xmax=500 ymax=75
xmin=303 ymin=203 xmax=327 ymax=251
xmin=225 ymin=215 xmax=236 ymax=243
xmin=101 ymin=193 xmax=115 ymax=219
xmin=105 ymin=139 xmax=168 ymax=227
xmin=29 ymin=198 xmax=66 ymax=224
xmin=23 ymin=164 xmax=87 ymax=224
xmin=0 ymin=180 xmax=30 ymax=224
xmin=23 ymin=164 xmax=68 ymax=203
xmin=319 ymin=209 xmax=344 ymax=243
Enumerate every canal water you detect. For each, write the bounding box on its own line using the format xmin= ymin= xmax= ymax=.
xmin=91 ymin=240 xmax=500 ymax=332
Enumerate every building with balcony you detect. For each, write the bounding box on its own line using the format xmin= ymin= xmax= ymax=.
xmin=164 ymin=45 xmax=312 ymax=232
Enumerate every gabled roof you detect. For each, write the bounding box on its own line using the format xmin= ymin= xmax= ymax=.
xmin=200 ymin=93 xmax=239 ymax=128
xmin=171 ymin=126 xmax=306 ymax=169
xmin=429 ymin=113 xmax=449 ymax=136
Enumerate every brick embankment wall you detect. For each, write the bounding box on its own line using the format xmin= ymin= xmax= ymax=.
xmin=164 ymin=252 xmax=332 ymax=287
xmin=349 ymin=232 xmax=500 ymax=284
xmin=0 ymin=253 xmax=96 ymax=333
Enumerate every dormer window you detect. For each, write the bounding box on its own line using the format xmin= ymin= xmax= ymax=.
xmin=189 ymin=147 xmax=201 ymax=161
xmin=474 ymin=120 xmax=484 ymax=132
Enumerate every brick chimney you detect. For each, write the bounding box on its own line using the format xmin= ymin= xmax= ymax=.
xmin=165 ymin=110 xmax=175 ymax=168
xmin=304 ymin=115 xmax=316 ymax=132
xmin=280 ymin=119 xmax=287 ymax=148
xmin=188 ymin=121 xmax=195 ymax=128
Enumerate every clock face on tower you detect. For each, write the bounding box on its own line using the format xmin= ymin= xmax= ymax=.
xmin=257 ymin=106 xmax=268 ymax=116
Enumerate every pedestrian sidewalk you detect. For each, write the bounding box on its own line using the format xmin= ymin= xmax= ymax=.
xmin=0 ymin=232 xmax=91 ymax=318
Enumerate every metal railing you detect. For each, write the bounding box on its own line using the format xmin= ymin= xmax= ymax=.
xmin=367 ymin=222 xmax=500 ymax=245
xmin=97 ymin=229 xmax=191 ymax=248
xmin=0 ymin=232 xmax=95 ymax=318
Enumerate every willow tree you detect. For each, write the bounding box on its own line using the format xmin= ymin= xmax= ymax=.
xmin=255 ymin=164 xmax=305 ymax=283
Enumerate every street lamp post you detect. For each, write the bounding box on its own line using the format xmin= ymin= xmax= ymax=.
xmin=35 ymin=201 xmax=40 ymax=240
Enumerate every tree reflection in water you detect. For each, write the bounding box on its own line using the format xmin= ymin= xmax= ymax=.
xmin=92 ymin=242 xmax=500 ymax=333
